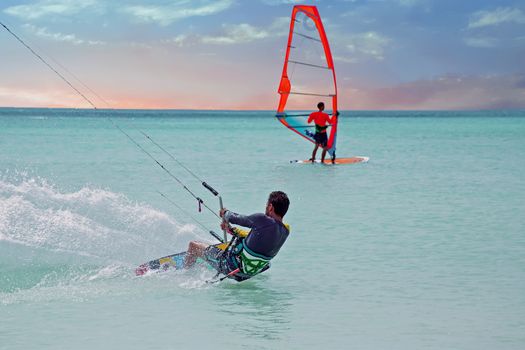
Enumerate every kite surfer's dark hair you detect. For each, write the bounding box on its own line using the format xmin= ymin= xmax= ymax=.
xmin=268 ymin=191 xmax=290 ymax=217
xmin=317 ymin=102 xmax=325 ymax=110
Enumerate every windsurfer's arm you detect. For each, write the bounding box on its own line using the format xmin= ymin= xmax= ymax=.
xmin=307 ymin=112 xmax=315 ymax=124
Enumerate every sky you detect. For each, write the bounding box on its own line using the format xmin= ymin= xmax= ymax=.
xmin=1 ymin=0 xmax=524 ymax=110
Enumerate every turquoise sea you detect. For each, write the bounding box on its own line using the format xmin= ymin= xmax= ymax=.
xmin=1 ymin=108 xmax=524 ymax=349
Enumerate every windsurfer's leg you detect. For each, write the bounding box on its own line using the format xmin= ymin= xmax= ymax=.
xmin=311 ymin=145 xmax=319 ymax=162
xmin=321 ymin=149 xmax=327 ymax=163
xmin=184 ymin=241 xmax=208 ymax=268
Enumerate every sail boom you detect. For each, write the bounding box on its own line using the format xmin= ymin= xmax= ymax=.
xmin=286 ymin=125 xmax=334 ymax=128
xmin=276 ymin=113 xmax=310 ymax=117
xmin=289 ymin=91 xmax=335 ymax=97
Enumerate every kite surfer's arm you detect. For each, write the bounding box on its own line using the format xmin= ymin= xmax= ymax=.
xmin=232 ymin=227 xmax=249 ymax=238
xmin=220 ymin=221 xmax=249 ymax=238
xmin=222 ymin=210 xmax=257 ymax=228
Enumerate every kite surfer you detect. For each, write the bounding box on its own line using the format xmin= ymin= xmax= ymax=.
xmin=184 ymin=191 xmax=290 ymax=282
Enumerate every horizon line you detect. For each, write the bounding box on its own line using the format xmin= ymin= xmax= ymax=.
xmin=1 ymin=106 xmax=524 ymax=112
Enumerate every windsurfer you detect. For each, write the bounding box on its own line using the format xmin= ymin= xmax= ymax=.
xmin=307 ymin=102 xmax=333 ymax=163
xmin=184 ymin=191 xmax=290 ymax=281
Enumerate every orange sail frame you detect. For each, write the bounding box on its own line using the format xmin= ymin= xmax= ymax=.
xmin=276 ymin=5 xmax=338 ymax=158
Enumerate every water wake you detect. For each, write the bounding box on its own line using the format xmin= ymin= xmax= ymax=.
xmin=0 ymin=174 xmax=212 ymax=299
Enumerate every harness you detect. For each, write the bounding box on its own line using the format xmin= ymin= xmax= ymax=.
xmin=234 ymin=240 xmax=272 ymax=276
xmin=213 ymin=235 xmax=271 ymax=282
xmin=210 ymin=221 xmax=289 ymax=283
xmin=315 ymin=124 xmax=328 ymax=133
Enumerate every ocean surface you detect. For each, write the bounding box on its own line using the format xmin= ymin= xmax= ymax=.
xmin=1 ymin=108 xmax=524 ymax=350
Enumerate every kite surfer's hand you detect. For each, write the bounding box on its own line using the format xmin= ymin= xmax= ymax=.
xmin=219 ymin=208 xmax=227 ymax=218
xmin=220 ymin=221 xmax=232 ymax=233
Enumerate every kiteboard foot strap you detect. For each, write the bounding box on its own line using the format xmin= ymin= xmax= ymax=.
xmin=206 ymin=268 xmax=241 ymax=284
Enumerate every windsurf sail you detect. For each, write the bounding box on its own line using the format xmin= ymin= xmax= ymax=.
xmin=276 ymin=5 xmax=338 ymax=158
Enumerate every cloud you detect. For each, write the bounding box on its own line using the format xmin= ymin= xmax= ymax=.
xmin=468 ymin=7 xmax=525 ymax=29
xmin=259 ymin=0 xmax=302 ymax=5
xmin=345 ymin=32 xmax=390 ymax=61
xmin=3 ymin=0 xmax=232 ymax=25
xmin=345 ymin=74 xmax=525 ymax=110
xmin=165 ymin=34 xmax=190 ymax=47
xmin=121 ymin=0 xmax=233 ymax=26
xmin=4 ymin=0 xmax=99 ymax=20
xmin=23 ymin=24 xmax=106 ymax=45
xmin=333 ymin=55 xmax=358 ymax=64
xmin=398 ymin=0 xmax=423 ymax=7
xmin=201 ymin=24 xmax=269 ymax=44
xmin=166 ymin=17 xmax=289 ymax=46
xmin=464 ymin=36 xmax=498 ymax=48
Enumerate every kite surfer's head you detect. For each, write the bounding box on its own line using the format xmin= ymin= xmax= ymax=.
xmin=266 ymin=191 xmax=290 ymax=218
xmin=317 ymin=102 xmax=325 ymax=111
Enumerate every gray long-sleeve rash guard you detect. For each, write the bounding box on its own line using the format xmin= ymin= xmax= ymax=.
xmin=224 ymin=211 xmax=289 ymax=259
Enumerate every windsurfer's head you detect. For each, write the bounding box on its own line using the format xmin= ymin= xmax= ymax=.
xmin=317 ymin=102 xmax=325 ymax=111
xmin=266 ymin=191 xmax=290 ymax=218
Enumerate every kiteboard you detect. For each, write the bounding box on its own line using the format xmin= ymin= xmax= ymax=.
xmin=135 ymin=251 xmax=187 ymax=276
xmin=135 ymin=242 xmax=228 ymax=276
xmin=291 ymin=156 xmax=369 ymax=165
